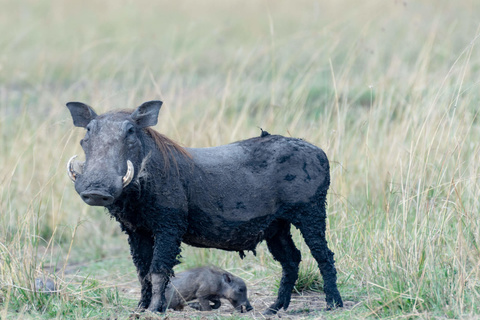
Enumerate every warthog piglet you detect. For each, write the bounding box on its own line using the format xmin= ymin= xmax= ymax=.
xmin=165 ymin=266 xmax=253 ymax=312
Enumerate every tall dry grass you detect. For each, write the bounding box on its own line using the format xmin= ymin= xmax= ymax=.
xmin=1 ymin=0 xmax=479 ymax=318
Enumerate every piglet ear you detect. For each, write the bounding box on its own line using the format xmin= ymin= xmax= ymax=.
xmin=66 ymin=102 xmax=98 ymax=128
xmin=131 ymin=100 xmax=163 ymax=128
xmin=223 ymin=273 xmax=232 ymax=284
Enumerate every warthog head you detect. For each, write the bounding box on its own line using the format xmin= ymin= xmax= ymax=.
xmin=66 ymin=101 xmax=162 ymax=206
xmin=222 ymin=273 xmax=254 ymax=313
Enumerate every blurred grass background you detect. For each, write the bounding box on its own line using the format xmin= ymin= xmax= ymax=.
xmin=1 ymin=0 xmax=480 ymax=318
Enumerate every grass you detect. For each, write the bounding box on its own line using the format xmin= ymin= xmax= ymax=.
xmin=1 ymin=0 xmax=480 ymax=318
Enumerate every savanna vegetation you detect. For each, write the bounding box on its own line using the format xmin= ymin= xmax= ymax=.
xmin=1 ymin=0 xmax=479 ymax=318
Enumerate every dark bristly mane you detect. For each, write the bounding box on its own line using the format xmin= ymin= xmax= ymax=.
xmin=144 ymin=127 xmax=191 ymax=161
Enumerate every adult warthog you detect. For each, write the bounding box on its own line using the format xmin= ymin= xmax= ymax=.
xmin=66 ymin=100 xmax=343 ymax=314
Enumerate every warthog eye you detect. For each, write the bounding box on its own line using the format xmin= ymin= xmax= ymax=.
xmin=123 ymin=121 xmax=136 ymax=138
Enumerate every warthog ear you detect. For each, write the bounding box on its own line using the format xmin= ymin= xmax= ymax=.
xmin=66 ymin=102 xmax=98 ymax=128
xmin=223 ymin=273 xmax=232 ymax=284
xmin=131 ymin=100 xmax=163 ymax=128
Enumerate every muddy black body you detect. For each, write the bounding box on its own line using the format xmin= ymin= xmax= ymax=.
xmin=66 ymin=101 xmax=343 ymax=314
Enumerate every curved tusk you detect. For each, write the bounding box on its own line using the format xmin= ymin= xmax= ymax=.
xmin=122 ymin=160 xmax=134 ymax=188
xmin=67 ymin=155 xmax=78 ymax=182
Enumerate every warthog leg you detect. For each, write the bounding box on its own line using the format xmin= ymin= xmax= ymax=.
xmin=264 ymin=220 xmax=302 ymax=315
xmin=293 ymin=207 xmax=343 ymax=310
xmin=126 ymin=229 xmax=154 ymax=310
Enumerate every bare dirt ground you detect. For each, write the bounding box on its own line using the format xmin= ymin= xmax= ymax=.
xmin=123 ymin=284 xmax=357 ymax=320
xmin=39 ymin=247 xmax=357 ymax=319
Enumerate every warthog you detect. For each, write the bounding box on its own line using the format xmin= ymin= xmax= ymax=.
xmin=34 ymin=277 xmax=56 ymax=293
xmin=165 ymin=266 xmax=252 ymax=312
xmin=66 ymin=100 xmax=343 ymax=314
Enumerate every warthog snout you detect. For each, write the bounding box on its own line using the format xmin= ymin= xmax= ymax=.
xmin=80 ymin=190 xmax=114 ymax=206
